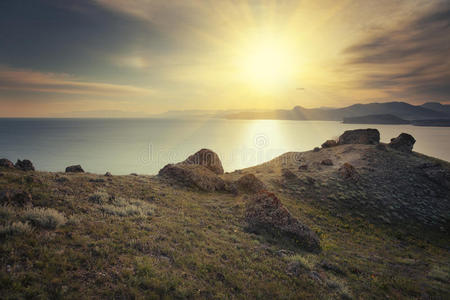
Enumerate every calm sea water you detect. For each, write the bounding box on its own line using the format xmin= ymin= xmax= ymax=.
xmin=0 ymin=118 xmax=449 ymax=174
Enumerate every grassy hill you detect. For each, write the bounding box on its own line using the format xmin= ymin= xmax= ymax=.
xmin=1 ymin=142 xmax=449 ymax=299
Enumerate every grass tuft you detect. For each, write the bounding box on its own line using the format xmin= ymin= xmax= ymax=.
xmin=23 ymin=207 xmax=67 ymax=229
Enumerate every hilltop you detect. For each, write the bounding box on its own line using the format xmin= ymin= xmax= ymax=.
xmin=1 ymin=129 xmax=449 ymax=299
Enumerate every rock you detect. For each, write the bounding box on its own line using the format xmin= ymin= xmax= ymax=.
xmin=0 ymin=158 xmax=14 ymax=169
xmin=183 ymin=149 xmax=224 ymax=175
xmin=338 ymin=129 xmax=380 ymax=145
xmin=15 ymin=159 xmax=35 ymax=171
xmin=313 ymin=147 xmax=320 ymax=152
xmin=321 ymin=159 xmax=333 ymax=166
xmin=245 ymin=191 xmax=321 ymax=252
xmin=65 ymin=165 xmax=84 ymax=173
xmin=130 ymin=173 xmax=138 ymax=176
xmin=0 ymin=190 xmax=32 ymax=206
xmin=282 ymin=168 xmax=297 ymax=179
xmin=159 ymin=163 xmax=225 ymax=192
xmin=338 ymin=163 xmax=358 ymax=180
xmin=321 ymin=140 xmax=337 ymax=148
xmin=104 ymin=172 xmax=112 ymax=177
xmin=388 ymin=133 xmax=416 ymax=152
xmin=235 ymin=174 xmax=266 ymax=193
xmin=298 ymin=164 xmax=308 ymax=171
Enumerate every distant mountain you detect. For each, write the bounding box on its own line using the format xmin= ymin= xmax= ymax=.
xmin=226 ymin=101 xmax=450 ymax=121
xmin=420 ymin=102 xmax=450 ymax=115
xmin=343 ymin=114 xmax=411 ymax=124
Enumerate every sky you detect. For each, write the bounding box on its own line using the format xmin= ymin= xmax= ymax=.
xmin=0 ymin=0 xmax=448 ymax=117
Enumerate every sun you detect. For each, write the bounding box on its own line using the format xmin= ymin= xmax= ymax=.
xmin=237 ymin=36 xmax=297 ymax=91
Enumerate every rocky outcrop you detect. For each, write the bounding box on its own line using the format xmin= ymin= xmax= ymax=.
xmin=65 ymin=165 xmax=84 ymax=173
xmin=245 ymin=191 xmax=321 ymax=252
xmin=235 ymin=174 xmax=266 ymax=193
xmin=0 ymin=158 xmax=14 ymax=169
xmin=389 ymin=133 xmax=416 ymax=153
xmin=338 ymin=163 xmax=358 ymax=180
xmin=15 ymin=159 xmax=35 ymax=171
xmin=159 ymin=163 xmax=225 ymax=192
xmin=338 ymin=129 xmax=380 ymax=145
xmin=0 ymin=190 xmax=32 ymax=206
xmin=183 ymin=149 xmax=224 ymax=175
xmin=321 ymin=140 xmax=337 ymax=148
xmin=104 ymin=172 xmax=112 ymax=177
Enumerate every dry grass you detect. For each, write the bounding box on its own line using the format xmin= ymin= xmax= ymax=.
xmin=23 ymin=207 xmax=67 ymax=229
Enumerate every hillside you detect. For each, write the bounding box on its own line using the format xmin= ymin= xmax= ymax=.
xmin=226 ymin=101 xmax=450 ymax=121
xmin=343 ymin=114 xmax=411 ymax=124
xmin=1 ymin=129 xmax=449 ymax=299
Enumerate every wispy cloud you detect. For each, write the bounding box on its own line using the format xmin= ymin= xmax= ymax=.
xmin=0 ymin=66 xmax=153 ymax=96
xmin=344 ymin=1 xmax=450 ymax=101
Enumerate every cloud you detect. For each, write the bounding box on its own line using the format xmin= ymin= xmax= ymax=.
xmin=0 ymin=66 xmax=153 ymax=96
xmin=343 ymin=1 xmax=450 ymax=101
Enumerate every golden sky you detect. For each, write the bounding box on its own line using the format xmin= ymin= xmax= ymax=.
xmin=0 ymin=0 xmax=448 ymax=116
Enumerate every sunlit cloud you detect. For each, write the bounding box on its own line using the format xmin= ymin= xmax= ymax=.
xmin=0 ymin=66 xmax=153 ymax=96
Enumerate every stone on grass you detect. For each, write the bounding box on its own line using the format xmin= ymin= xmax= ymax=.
xmin=338 ymin=163 xmax=358 ymax=180
xmin=321 ymin=159 xmax=333 ymax=166
xmin=338 ymin=129 xmax=380 ymax=145
xmin=65 ymin=165 xmax=84 ymax=173
xmin=245 ymin=191 xmax=321 ymax=252
xmin=15 ymin=159 xmax=35 ymax=171
xmin=321 ymin=140 xmax=337 ymax=148
xmin=0 ymin=158 xmax=14 ymax=169
xmin=388 ymin=133 xmax=416 ymax=153
xmin=235 ymin=174 xmax=266 ymax=193
xmin=183 ymin=149 xmax=224 ymax=175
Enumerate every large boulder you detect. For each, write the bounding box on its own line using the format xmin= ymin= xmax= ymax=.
xmin=235 ymin=174 xmax=266 ymax=193
xmin=321 ymin=140 xmax=337 ymax=148
xmin=0 ymin=158 xmax=14 ymax=169
xmin=159 ymin=163 xmax=225 ymax=192
xmin=338 ymin=163 xmax=358 ymax=180
xmin=338 ymin=129 xmax=380 ymax=145
xmin=388 ymin=133 xmax=415 ymax=153
xmin=245 ymin=191 xmax=321 ymax=252
xmin=65 ymin=165 xmax=84 ymax=173
xmin=15 ymin=159 xmax=35 ymax=171
xmin=183 ymin=149 xmax=224 ymax=175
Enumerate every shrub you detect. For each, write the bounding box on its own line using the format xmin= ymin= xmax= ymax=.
xmin=285 ymin=254 xmax=316 ymax=270
xmin=0 ymin=204 xmax=15 ymax=220
xmin=0 ymin=221 xmax=34 ymax=237
xmin=101 ymin=204 xmax=143 ymax=217
xmin=23 ymin=207 xmax=67 ymax=229
xmin=88 ymin=190 xmax=110 ymax=204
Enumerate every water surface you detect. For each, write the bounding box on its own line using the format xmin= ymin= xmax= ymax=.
xmin=1 ymin=118 xmax=449 ymax=174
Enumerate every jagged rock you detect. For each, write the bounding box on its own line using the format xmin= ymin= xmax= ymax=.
xmin=65 ymin=165 xmax=84 ymax=173
xmin=338 ymin=129 xmax=380 ymax=145
xmin=245 ymin=191 xmax=321 ymax=252
xmin=321 ymin=159 xmax=333 ymax=166
xmin=313 ymin=147 xmax=320 ymax=152
xmin=0 ymin=158 xmax=14 ymax=169
xmin=389 ymin=133 xmax=416 ymax=153
xmin=183 ymin=149 xmax=224 ymax=175
xmin=321 ymin=140 xmax=337 ymax=148
xmin=15 ymin=159 xmax=35 ymax=171
xmin=159 ymin=163 xmax=225 ymax=192
xmin=0 ymin=190 xmax=32 ymax=206
xmin=338 ymin=163 xmax=358 ymax=180
xmin=282 ymin=168 xmax=297 ymax=179
xmin=104 ymin=172 xmax=112 ymax=177
xmin=235 ymin=174 xmax=266 ymax=193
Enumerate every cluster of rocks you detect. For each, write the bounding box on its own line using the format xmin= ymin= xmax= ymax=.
xmin=159 ymin=149 xmax=321 ymax=252
xmin=0 ymin=158 xmax=35 ymax=171
xmin=317 ymin=129 xmax=416 ymax=153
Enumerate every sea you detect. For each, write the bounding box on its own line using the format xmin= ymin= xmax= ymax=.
xmin=0 ymin=118 xmax=449 ymax=175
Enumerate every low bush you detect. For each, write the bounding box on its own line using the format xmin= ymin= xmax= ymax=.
xmin=23 ymin=207 xmax=67 ymax=229
xmin=0 ymin=221 xmax=34 ymax=237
